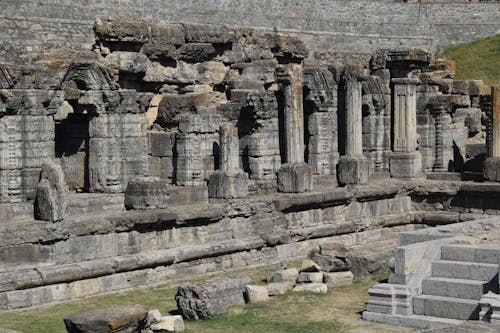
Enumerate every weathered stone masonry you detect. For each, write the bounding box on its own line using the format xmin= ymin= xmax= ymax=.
xmin=0 ymin=12 xmax=499 ymax=312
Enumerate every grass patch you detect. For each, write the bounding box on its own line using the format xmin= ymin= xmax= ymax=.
xmin=0 ymin=270 xmax=414 ymax=333
xmin=443 ymin=34 xmax=500 ymax=87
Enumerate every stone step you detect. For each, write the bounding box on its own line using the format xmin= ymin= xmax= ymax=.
xmin=422 ymin=277 xmax=491 ymax=300
xmin=362 ymin=312 xmax=463 ymax=330
xmin=413 ymin=295 xmax=480 ymax=320
xmin=66 ymin=193 xmax=125 ymax=217
xmin=432 ymin=259 xmax=499 ymax=281
xmin=441 ymin=244 xmax=500 ymax=264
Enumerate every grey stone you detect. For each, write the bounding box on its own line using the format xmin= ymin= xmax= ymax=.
xmin=146 ymin=309 xmax=162 ymax=327
xmin=389 ymin=151 xmax=422 ymax=178
xmin=337 ymin=155 xmax=369 ymax=186
xmin=266 ymin=268 xmax=298 ymax=284
xmin=208 ymin=170 xmax=248 ymax=199
xmin=64 ymin=304 xmax=149 ymax=333
xmin=484 ymin=157 xmax=500 ymax=182
xmin=324 ymin=271 xmax=354 ymax=287
xmin=125 ymin=178 xmax=208 ymax=210
xmin=296 ymin=272 xmax=323 ymax=283
xmin=277 ymin=162 xmax=313 ymax=193
xmin=150 ymin=315 xmax=185 ymax=332
xmin=245 ymin=285 xmax=269 ymax=303
xmin=311 ymin=253 xmax=350 ymax=272
xmin=35 ymin=160 xmax=69 ymax=222
xmin=292 ymin=283 xmax=327 ymax=294
xmin=175 ymin=275 xmax=253 ymax=320
xmin=265 ymin=282 xmax=293 ymax=296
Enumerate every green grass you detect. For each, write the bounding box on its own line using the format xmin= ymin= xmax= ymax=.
xmin=443 ymin=34 xmax=500 ymax=87
xmin=0 ymin=269 xmax=414 ymax=333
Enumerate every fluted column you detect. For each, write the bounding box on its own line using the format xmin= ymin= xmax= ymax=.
xmin=485 ymin=86 xmax=500 ymax=181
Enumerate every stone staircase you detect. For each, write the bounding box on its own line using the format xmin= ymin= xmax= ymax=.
xmin=413 ymin=244 xmax=499 ymax=320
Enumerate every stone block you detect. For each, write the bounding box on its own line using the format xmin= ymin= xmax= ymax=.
xmin=149 ymin=131 xmax=174 ymax=157
xmin=175 ymin=275 xmax=253 ymax=320
xmin=324 ymin=271 xmax=354 ymax=287
xmin=389 ymin=151 xmax=422 ymax=178
xmin=265 ymin=282 xmax=293 ymax=296
xmin=208 ymin=170 xmax=248 ymax=199
xmin=68 ymin=279 xmax=101 ymax=299
xmin=484 ymin=157 xmax=500 ymax=182
xmin=161 ymin=157 xmax=174 ymax=180
xmin=277 ymin=162 xmax=313 ymax=193
xmin=64 ymin=304 xmax=149 ymax=333
xmin=248 ymin=155 xmax=281 ymax=180
xmin=311 ymin=253 xmax=349 ymax=272
xmin=245 ymin=285 xmax=269 ymax=303
xmin=148 ymin=156 xmax=162 ymax=177
xmin=297 ymin=272 xmax=323 ymax=284
xmin=35 ymin=160 xmax=69 ymax=222
xmin=337 ymin=155 xmax=369 ymax=186
xmin=292 ymin=283 xmax=327 ymax=294
xmin=125 ymin=178 xmax=208 ymax=209
xmin=267 ymin=268 xmax=299 ymax=284
xmin=150 ymin=315 xmax=185 ymax=332
xmin=299 ymin=259 xmax=321 ymax=272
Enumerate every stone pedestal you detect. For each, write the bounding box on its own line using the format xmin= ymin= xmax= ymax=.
xmin=389 ymin=151 xmax=422 ymax=178
xmin=208 ymin=170 xmax=248 ymax=199
xmin=277 ymin=162 xmax=313 ymax=193
xmin=337 ymin=155 xmax=369 ymax=186
xmin=208 ymin=124 xmax=248 ymax=198
xmin=484 ymin=157 xmax=500 ymax=182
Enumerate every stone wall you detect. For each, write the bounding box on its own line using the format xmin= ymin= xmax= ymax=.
xmin=1 ymin=0 xmax=499 ymax=63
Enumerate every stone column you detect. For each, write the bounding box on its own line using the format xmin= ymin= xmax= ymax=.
xmin=208 ymin=123 xmax=248 ymax=198
xmin=485 ymin=86 xmax=500 ymax=181
xmin=276 ymin=64 xmax=313 ymax=193
xmin=338 ymin=65 xmax=369 ymax=186
xmin=389 ymin=78 xmax=422 ymax=178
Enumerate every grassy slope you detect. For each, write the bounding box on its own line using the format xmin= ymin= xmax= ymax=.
xmin=0 ymin=267 xmax=414 ymax=333
xmin=444 ymin=34 xmax=500 ymax=87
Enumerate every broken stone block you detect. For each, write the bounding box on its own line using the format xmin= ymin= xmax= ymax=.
xmin=292 ymin=283 xmax=327 ymax=294
xmin=265 ymin=282 xmax=293 ymax=296
xmin=324 ymin=271 xmax=354 ymax=287
xmin=208 ymin=170 xmax=248 ymax=199
xmin=178 ymin=43 xmax=216 ymax=63
xmin=320 ymin=241 xmax=347 ymax=257
xmin=277 ymin=162 xmax=313 ymax=193
xmin=150 ymin=315 xmax=185 ymax=332
xmin=389 ymin=151 xmax=422 ymax=178
xmin=35 ymin=160 xmax=69 ymax=222
xmin=311 ymin=253 xmax=350 ymax=272
xmin=175 ymin=275 xmax=253 ymax=320
xmin=297 ymin=272 xmax=323 ymax=284
xmin=146 ymin=309 xmax=162 ymax=327
xmin=125 ymin=178 xmax=208 ymax=210
xmin=64 ymin=304 xmax=149 ymax=333
xmin=266 ymin=268 xmax=299 ymax=284
xmin=245 ymin=285 xmax=269 ymax=303
xmin=337 ymin=155 xmax=369 ymax=186
xmin=484 ymin=157 xmax=500 ymax=182
xmin=299 ymin=259 xmax=321 ymax=272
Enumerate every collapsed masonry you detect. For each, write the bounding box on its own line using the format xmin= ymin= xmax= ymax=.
xmin=0 ymin=18 xmax=499 ymax=325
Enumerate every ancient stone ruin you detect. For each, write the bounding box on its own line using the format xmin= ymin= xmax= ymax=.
xmin=1 ymin=0 xmax=500 ymax=331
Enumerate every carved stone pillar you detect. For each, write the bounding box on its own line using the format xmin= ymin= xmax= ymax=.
xmin=389 ymin=78 xmax=422 ymax=178
xmin=276 ymin=64 xmax=313 ymax=193
xmin=338 ymin=65 xmax=369 ymax=186
xmin=208 ymin=124 xmax=248 ymax=198
xmin=485 ymin=86 xmax=500 ymax=181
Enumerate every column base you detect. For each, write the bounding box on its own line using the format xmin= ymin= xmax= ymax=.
xmin=389 ymin=151 xmax=422 ymax=179
xmin=277 ymin=162 xmax=313 ymax=193
xmin=208 ymin=170 xmax=249 ymax=199
xmin=337 ymin=155 xmax=369 ymax=186
xmin=484 ymin=157 xmax=500 ymax=182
